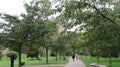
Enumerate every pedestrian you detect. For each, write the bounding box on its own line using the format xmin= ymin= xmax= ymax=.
xmin=63 ymin=54 xmax=66 ymax=61
xmin=72 ymin=54 xmax=75 ymax=61
xmin=75 ymin=53 xmax=78 ymax=60
xmin=38 ymin=53 xmax=41 ymax=61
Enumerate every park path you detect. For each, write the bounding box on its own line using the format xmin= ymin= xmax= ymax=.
xmin=65 ymin=58 xmax=86 ymax=67
xmin=23 ymin=58 xmax=86 ymax=67
xmin=23 ymin=64 xmax=66 ymax=67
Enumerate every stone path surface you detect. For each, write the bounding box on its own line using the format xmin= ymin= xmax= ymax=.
xmin=24 ymin=58 xmax=106 ymax=67
xmin=65 ymin=58 xmax=86 ymax=67
xmin=23 ymin=64 xmax=65 ymax=67
xmin=24 ymin=58 xmax=86 ymax=67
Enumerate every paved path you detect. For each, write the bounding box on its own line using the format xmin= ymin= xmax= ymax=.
xmin=65 ymin=58 xmax=86 ymax=67
xmin=24 ymin=58 xmax=86 ymax=67
xmin=23 ymin=64 xmax=65 ymax=67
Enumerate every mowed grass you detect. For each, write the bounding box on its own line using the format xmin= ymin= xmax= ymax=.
xmin=0 ymin=54 xmax=68 ymax=67
xmin=80 ymin=55 xmax=120 ymax=67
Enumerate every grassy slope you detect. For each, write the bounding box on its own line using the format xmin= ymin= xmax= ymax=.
xmin=80 ymin=56 xmax=120 ymax=67
xmin=0 ymin=54 xmax=68 ymax=67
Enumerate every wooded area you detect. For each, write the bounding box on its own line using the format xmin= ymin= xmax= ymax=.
xmin=0 ymin=0 xmax=120 ymax=67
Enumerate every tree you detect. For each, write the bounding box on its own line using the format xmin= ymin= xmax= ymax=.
xmin=55 ymin=32 xmax=84 ymax=57
xmin=0 ymin=0 xmax=54 ymax=67
xmin=57 ymin=0 xmax=120 ymax=67
xmin=42 ymin=21 xmax=57 ymax=64
xmin=52 ymin=36 xmax=67 ymax=61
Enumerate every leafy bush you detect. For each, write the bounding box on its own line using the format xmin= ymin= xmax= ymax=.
xmin=7 ymin=51 xmax=17 ymax=59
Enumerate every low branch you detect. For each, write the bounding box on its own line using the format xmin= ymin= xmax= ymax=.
xmin=84 ymin=2 xmax=117 ymax=25
xmin=93 ymin=5 xmax=117 ymax=25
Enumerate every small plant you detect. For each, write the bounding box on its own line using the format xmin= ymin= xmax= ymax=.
xmin=7 ymin=51 xmax=18 ymax=59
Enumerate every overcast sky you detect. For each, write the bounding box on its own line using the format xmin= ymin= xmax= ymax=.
xmin=0 ymin=0 xmax=78 ymax=32
xmin=0 ymin=0 xmax=32 ymax=15
xmin=0 ymin=0 xmax=31 ymax=33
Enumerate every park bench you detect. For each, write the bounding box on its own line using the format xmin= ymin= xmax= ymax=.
xmin=89 ymin=63 xmax=99 ymax=67
xmin=90 ymin=63 xmax=106 ymax=67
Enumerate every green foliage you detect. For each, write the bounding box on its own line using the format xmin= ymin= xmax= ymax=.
xmin=100 ymin=46 xmax=120 ymax=58
xmin=59 ymin=0 xmax=120 ymax=56
xmin=0 ymin=0 xmax=61 ymax=66
xmin=7 ymin=51 xmax=17 ymax=59
xmin=0 ymin=0 xmax=55 ymax=51
xmin=25 ymin=44 xmax=41 ymax=59
xmin=52 ymin=32 xmax=84 ymax=56
xmin=58 ymin=0 xmax=120 ymax=67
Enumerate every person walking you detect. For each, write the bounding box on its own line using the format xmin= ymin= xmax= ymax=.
xmin=75 ymin=53 xmax=78 ymax=60
xmin=72 ymin=54 xmax=75 ymax=61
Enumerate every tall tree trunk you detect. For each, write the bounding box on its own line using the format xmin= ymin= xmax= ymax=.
xmin=46 ymin=47 xmax=49 ymax=64
xmin=89 ymin=49 xmax=92 ymax=60
xmin=96 ymin=48 xmax=99 ymax=62
xmin=17 ymin=28 xmax=29 ymax=67
xmin=55 ymin=51 xmax=58 ymax=61
xmin=18 ymin=45 xmax=22 ymax=67
xmin=108 ymin=48 xmax=112 ymax=67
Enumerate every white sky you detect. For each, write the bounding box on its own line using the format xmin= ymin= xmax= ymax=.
xmin=0 ymin=0 xmax=32 ymax=15
xmin=0 ymin=0 xmax=77 ymax=32
xmin=0 ymin=0 xmax=32 ymax=33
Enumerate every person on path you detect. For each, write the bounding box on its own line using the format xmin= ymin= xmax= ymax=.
xmin=72 ymin=54 xmax=75 ymax=61
xmin=75 ymin=53 xmax=78 ymax=60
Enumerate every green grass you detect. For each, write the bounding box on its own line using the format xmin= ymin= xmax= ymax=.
xmin=80 ymin=55 xmax=120 ymax=67
xmin=0 ymin=54 xmax=68 ymax=67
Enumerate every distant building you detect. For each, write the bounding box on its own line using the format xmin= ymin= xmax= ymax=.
xmin=2 ymin=48 xmax=9 ymax=57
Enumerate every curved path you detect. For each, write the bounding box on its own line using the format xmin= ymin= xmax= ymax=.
xmin=65 ymin=58 xmax=86 ymax=67
xmin=23 ymin=64 xmax=65 ymax=67
xmin=24 ymin=58 xmax=86 ymax=67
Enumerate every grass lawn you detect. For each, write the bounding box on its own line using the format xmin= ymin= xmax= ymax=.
xmin=80 ymin=55 xmax=120 ymax=67
xmin=0 ymin=54 xmax=68 ymax=67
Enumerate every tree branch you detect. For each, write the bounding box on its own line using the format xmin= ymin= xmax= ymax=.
xmin=84 ymin=2 xmax=117 ymax=25
xmin=92 ymin=5 xmax=117 ymax=25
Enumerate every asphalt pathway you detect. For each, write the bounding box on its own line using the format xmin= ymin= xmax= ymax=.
xmin=23 ymin=64 xmax=65 ymax=67
xmin=23 ymin=57 xmax=86 ymax=67
xmin=65 ymin=58 xmax=86 ymax=67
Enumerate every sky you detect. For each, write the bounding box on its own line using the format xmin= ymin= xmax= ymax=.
xmin=0 ymin=0 xmax=78 ymax=32
xmin=0 ymin=0 xmax=31 ymax=33
xmin=0 ymin=0 xmax=32 ymax=15
xmin=0 ymin=0 xmax=60 ymax=18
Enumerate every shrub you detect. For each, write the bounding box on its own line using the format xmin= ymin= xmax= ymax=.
xmin=7 ymin=51 xmax=17 ymax=59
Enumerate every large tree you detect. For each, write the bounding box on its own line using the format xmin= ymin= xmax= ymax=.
xmin=42 ymin=21 xmax=57 ymax=64
xmin=0 ymin=0 xmax=54 ymax=67
xmin=57 ymin=0 xmax=120 ymax=67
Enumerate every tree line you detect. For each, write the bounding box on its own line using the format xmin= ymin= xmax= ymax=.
xmin=0 ymin=0 xmax=120 ymax=67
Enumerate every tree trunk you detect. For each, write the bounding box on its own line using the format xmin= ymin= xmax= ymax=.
xmin=18 ymin=45 xmax=22 ymax=67
xmin=89 ymin=49 xmax=92 ymax=60
xmin=96 ymin=48 xmax=99 ymax=62
xmin=55 ymin=51 xmax=58 ymax=61
xmin=46 ymin=47 xmax=49 ymax=64
xmin=108 ymin=48 xmax=112 ymax=67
